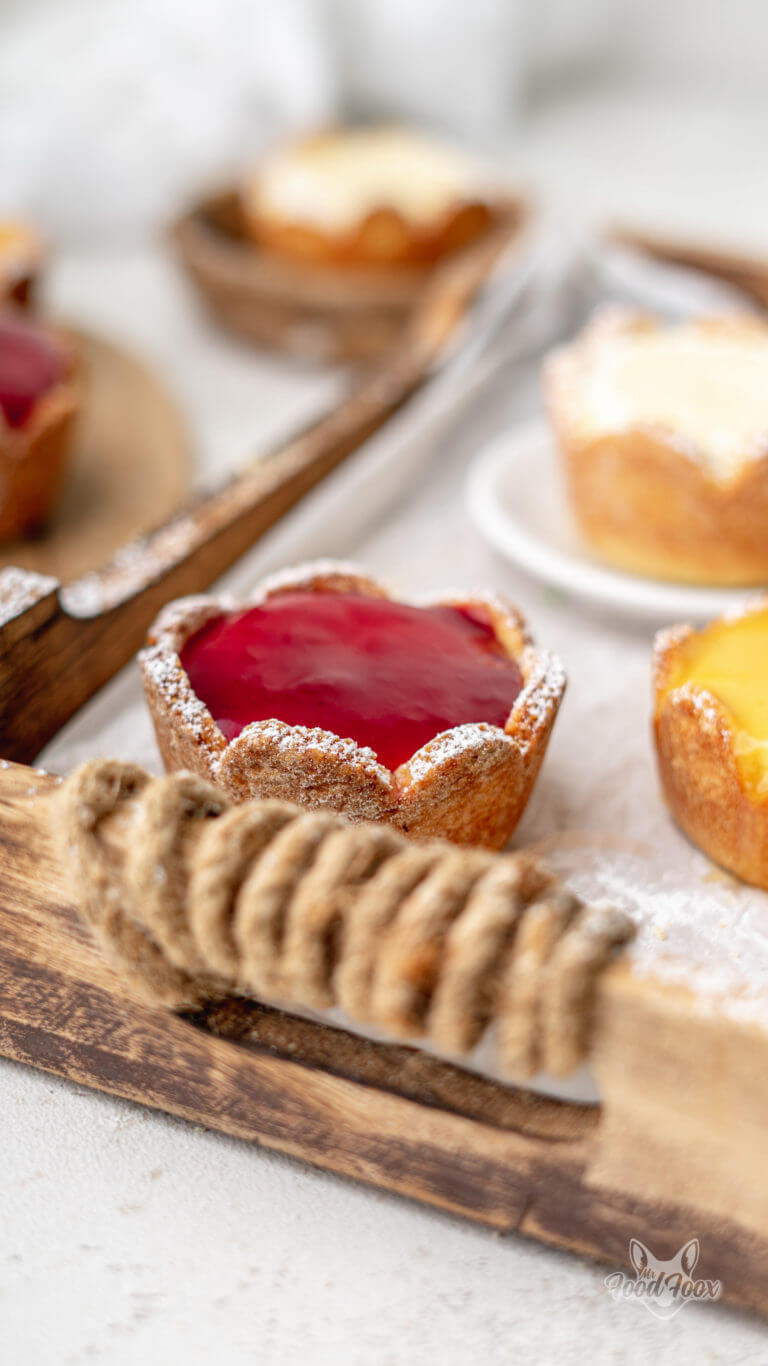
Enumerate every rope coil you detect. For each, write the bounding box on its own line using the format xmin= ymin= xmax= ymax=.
xmin=57 ymin=758 xmax=634 ymax=1079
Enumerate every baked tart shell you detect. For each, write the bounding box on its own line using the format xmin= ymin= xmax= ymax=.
xmin=545 ymin=312 xmax=768 ymax=586
xmin=0 ymin=328 xmax=80 ymax=541
xmin=653 ymin=614 xmax=768 ymax=888
xmin=242 ymin=195 xmax=496 ymax=272
xmin=140 ymin=562 xmax=566 ymax=850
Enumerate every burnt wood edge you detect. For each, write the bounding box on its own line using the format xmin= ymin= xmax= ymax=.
xmin=189 ymin=996 xmax=598 ymax=1143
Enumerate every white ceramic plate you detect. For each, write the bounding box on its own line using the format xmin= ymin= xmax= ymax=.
xmin=466 ymin=419 xmax=757 ymax=624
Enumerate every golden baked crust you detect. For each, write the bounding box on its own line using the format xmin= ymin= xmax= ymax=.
xmin=0 ymin=220 xmax=45 ymax=307
xmin=653 ymin=603 xmax=768 ymax=888
xmin=140 ymin=561 xmax=566 ymax=850
xmin=249 ymin=196 xmax=494 ymax=271
xmin=544 ymin=310 xmax=768 ymax=585
xmin=241 ymin=127 xmax=498 ymax=271
xmin=0 ymin=325 xmax=80 ymax=541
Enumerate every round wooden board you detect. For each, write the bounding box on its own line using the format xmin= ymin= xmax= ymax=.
xmin=0 ymin=328 xmax=190 ymax=584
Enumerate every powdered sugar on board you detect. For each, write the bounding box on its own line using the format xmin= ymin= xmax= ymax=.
xmin=535 ymin=829 xmax=768 ymax=1026
xmin=0 ymin=566 xmax=58 ymax=623
xmin=403 ymin=723 xmax=498 ymax=781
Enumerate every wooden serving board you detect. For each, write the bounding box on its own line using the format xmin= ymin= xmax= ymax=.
xmin=2 ymin=220 xmax=768 ymax=1318
xmin=2 ymin=759 xmax=768 ymax=1317
xmin=0 ymin=328 xmax=189 ymax=584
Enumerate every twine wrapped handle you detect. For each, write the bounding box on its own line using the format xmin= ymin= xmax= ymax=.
xmin=56 ymin=759 xmax=634 ymax=1079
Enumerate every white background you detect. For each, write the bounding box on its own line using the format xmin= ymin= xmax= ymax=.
xmin=3 ymin=0 xmax=768 ymax=242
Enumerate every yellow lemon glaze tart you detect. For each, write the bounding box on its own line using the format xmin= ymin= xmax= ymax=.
xmin=654 ymin=601 xmax=768 ymax=887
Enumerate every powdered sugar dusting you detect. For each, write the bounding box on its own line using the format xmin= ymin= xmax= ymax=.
xmin=544 ymin=837 xmax=768 ymax=1028
xmin=514 ymin=647 xmax=567 ymax=729
xmin=231 ymin=716 xmax=387 ymax=775
xmin=682 ymin=680 xmax=733 ymax=736
xmin=0 ymin=566 xmax=58 ymax=624
xmin=254 ymin=558 xmax=379 ymax=599
xmin=140 ymin=641 xmax=211 ymax=738
xmin=403 ymin=721 xmax=509 ymax=782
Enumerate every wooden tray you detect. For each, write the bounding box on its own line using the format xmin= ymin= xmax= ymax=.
xmin=0 ymin=328 xmax=189 ymax=584
xmin=0 ymin=758 xmax=767 ymax=1316
xmin=1 ymin=221 xmax=768 ymax=1318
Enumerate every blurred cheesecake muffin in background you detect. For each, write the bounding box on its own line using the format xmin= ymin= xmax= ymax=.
xmin=544 ymin=308 xmax=768 ymax=585
xmin=654 ymin=598 xmax=768 ymax=888
xmin=240 ymin=125 xmax=500 ymax=270
xmin=0 ymin=310 xmax=80 ymax=540
xmin=0 ymin=219 xmax=45 ymax=307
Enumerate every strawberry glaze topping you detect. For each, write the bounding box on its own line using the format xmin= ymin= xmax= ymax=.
xmin=180 ymin=590 xmax=524 ymax=770
xmin=0 ymin=313 xmax=66 ymax=430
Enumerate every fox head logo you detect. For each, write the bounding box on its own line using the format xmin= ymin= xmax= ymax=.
xmin=605 ymin=1237 xmax=721 ymax=1319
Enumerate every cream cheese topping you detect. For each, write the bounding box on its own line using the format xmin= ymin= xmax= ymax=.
xmin=579 ymin=324 xmax=768 ymax=479
xmin=249 ymin=127 xmax=491 ymax=232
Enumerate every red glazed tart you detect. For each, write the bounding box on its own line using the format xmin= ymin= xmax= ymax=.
xmin=140 ymin=563 xmax=566 ymax=849
xmin=0 ymin=311 xmax=80 ymax=540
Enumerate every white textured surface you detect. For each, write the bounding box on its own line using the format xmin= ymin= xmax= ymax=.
xmin=10 ymin=1062 xmax=768 ymax=1366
